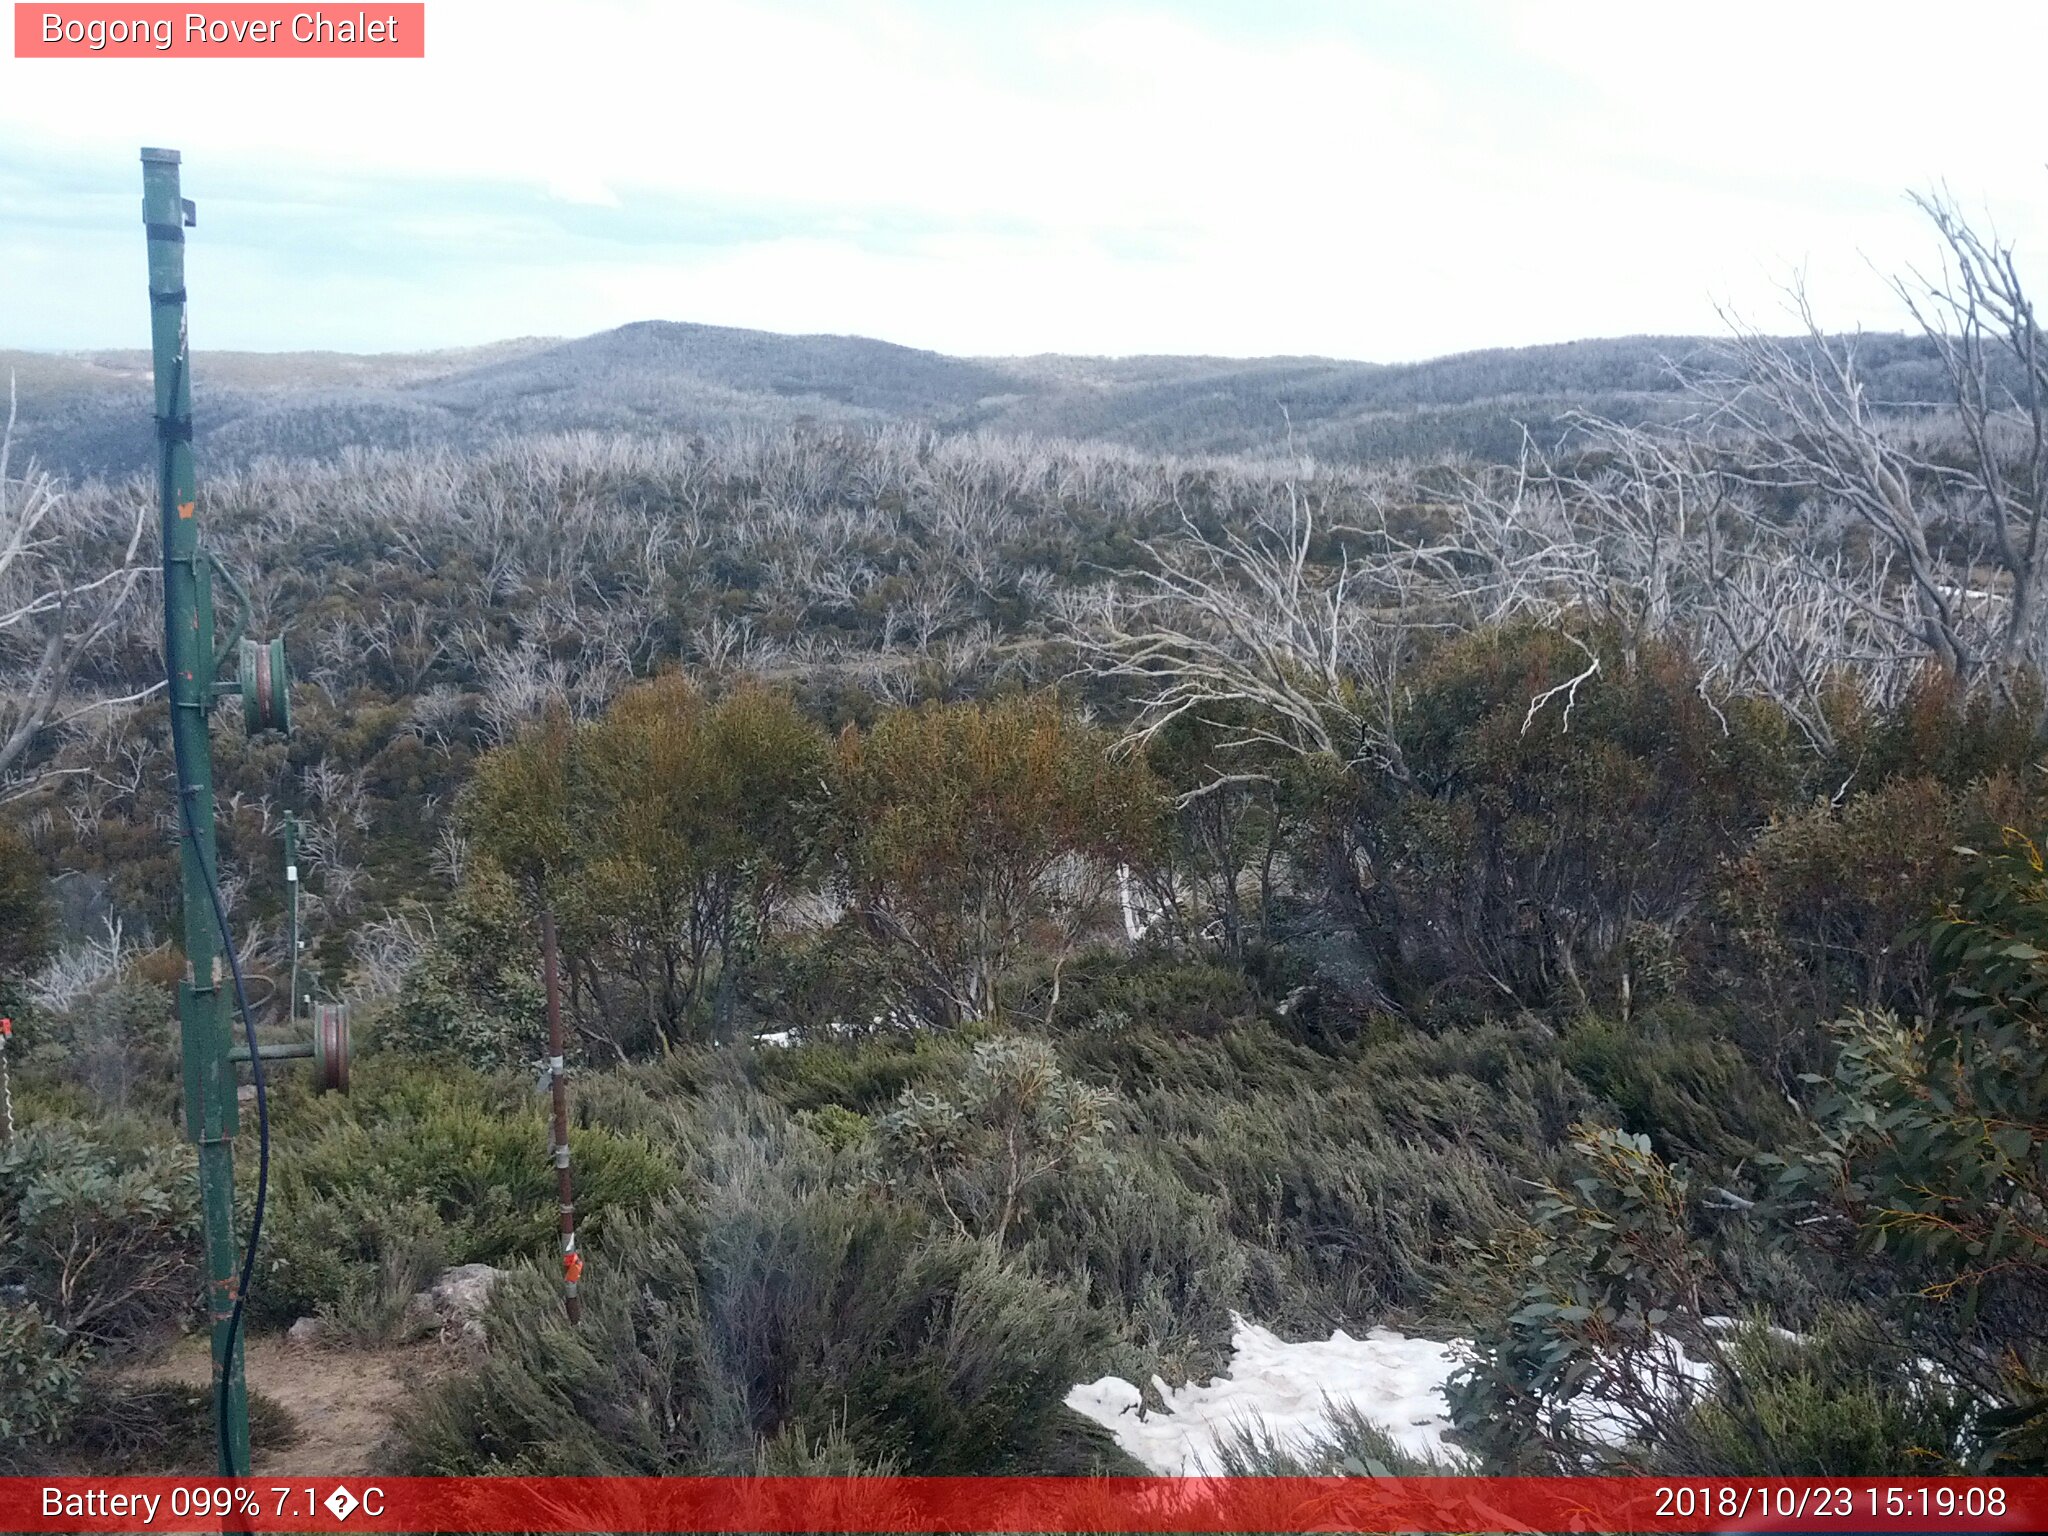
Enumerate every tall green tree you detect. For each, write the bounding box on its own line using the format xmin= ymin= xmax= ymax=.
xmin=835 ymin=694 xmax=1161 ymax=1026
xmin=459 ymin=675 xmax=831 ymax=1051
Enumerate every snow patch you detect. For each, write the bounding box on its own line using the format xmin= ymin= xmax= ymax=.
xmin=1067 ymin=1312 xmax=1767 ymax=1474
xmin=1065 ymin=1313 xmax=1469 ymax=1472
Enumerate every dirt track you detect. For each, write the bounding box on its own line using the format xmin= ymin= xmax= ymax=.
xmin=122 ymin=1332 xmax=438 ymax=1475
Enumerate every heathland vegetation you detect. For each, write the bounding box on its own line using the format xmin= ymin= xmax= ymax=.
xmin=2 ymin=189 xmax=2045 ymax=1475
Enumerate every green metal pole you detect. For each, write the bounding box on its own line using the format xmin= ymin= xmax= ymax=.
xmin=143 ymin=145 xmax=251 ymax=1477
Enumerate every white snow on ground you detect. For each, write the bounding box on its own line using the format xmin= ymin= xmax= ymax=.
xmin=754 ymin=1013 xmax=914 ymax=1048
xmin=1067 ymin=1312 xmax=1766 ymax=1474
xmin=1066 ymin=1313 xmax=1469 ymax=1472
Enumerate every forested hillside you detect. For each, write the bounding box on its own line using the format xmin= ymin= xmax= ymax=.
xmin=2 ymin=323 xmax=1958 ymax=482
xmin=2 ymin=193 xmax=2045 ymax=1479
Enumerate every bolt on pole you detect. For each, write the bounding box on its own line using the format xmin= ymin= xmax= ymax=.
xmin=143 ymin=145 xmax=251 ymax=1476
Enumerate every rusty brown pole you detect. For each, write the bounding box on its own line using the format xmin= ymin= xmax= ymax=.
xmin=541 ymin=908 xmax=581 ymax=1323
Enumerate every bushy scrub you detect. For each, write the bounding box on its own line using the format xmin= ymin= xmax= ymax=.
xmin=1447 ymin=1125 xmax=1734 ymax=1472
xmin=1716 ymin=771 xmax=2048 ymax=1077
xmin=12 ymin=978 xmax=181 ymax=1120
xmin=383 ymin=863 xmax=544 ymax=1070
xmin=255 ymin=1057 xmax=677 ymax=1324
xmin=0 ymin=1118 xmax=207 ymax=1469
xmin=457 ymin=679 xmax=835 ymax=1052
xmin=748 ymin=1027 xmax=958 ymax=1115
xmin=1215 ymin=1402 xmax=1459 ymax=1476
xmin=1024 ymin=949 xmax=1260 ymax=1039
xmin=397 ymin=1124 xmax=1116 ymax=1475
xmin=55 ymin=1379 xmax=298 ymax=1473
xmin=878 ymin=1034 xmax=1116 ymax=1246
xmin=1795 ymin=831 xmax=2048 ymax=1468
xmin=1038 ymin=1014 xmax=1531 ymax=1344
xmin=0 ymin=1120 xmax=197 ymax=1352
xmin=1447 ymin=1067 xmax=2022 ymax=1474
xmin=1138 ymin=708 xmax=1294 ymax=956
xmin=1662 ymin=1310 xmax=1973 ymax=1475
xmin=0 ymin=819 xmax=55 ymax=1008
xmin=1563 ymin=1008 xmax=1800 ymax=1170
xmin=1354 ymin=1018 xmax=1593 ymax=1161
xmin=1018 ymin=1151 xmax=1262 ymax=1384
xmin=18 ymin=594 xmax=2048 ymax=1481
xmin=0 ymin=1303 xmax=85 ymax=1463
xmin=835 ymin=693 xmax=1162 ymax=1026
xmin=1375 ymin=624 xmax=1798 ymax=1014
xmin=1163 ymin=1094 xmax=1518 ymax=1325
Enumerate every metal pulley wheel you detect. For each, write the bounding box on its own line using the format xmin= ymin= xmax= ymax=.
xmin=239 ymin=635 xmax=291 ymax=736
xmin=312 ymin=1002 xmax=350 ymax=1094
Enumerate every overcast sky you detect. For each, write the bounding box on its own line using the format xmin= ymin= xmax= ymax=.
xmin=4 ymin=0 xmax=2045 ymax=360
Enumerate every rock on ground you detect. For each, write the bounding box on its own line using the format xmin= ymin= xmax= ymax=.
xmin=406 ymin=1262 xmax=511 ymax=1340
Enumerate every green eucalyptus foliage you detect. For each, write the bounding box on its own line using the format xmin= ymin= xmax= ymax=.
xmin=459 ymin=677 xmax=834 ymax=1051
xmin=1717 ymin=768 xmax=2048 ymax=1078
xmin=384 ymin=862 xmax=544 ymax=1070
xmin=1365 ymin=624 xmax=1799 ymax=1014
xmin=1801 ymin=830 xmax=2048 ymax=1467
xmin=1447 ymin=1124 xmax=1722 ymax=1471
xmin=0 ymin=1303 xmax=85 ymax=1460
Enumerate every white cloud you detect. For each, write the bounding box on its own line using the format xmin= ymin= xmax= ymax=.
xmin=2 ymin=0 xmax=2041 ymax=356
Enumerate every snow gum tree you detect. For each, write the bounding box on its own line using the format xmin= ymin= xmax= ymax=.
xmin=834 ymin=694 xmax=1161 ymax=1027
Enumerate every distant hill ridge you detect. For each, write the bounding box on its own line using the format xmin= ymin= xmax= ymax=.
xmin=0 ymin=320 xmax=1954 ymax=482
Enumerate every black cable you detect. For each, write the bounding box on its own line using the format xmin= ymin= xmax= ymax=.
xmin=159 ymin=348 xmax=270 ymax=1478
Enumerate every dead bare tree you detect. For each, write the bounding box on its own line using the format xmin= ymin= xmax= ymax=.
xmin=1076 ymin=467 xmax=1593 ymax=787
xmin=0 ymin=382 xmax=151 ymax=793
xmin=1494 ymin=414 xmax=1919 ymax=752
xmin=1704 ymin=189 xmax=2048 ymax=711
xmin=1709 ymin=291 xmax=1979 ymax=681
xmin=1897 ymin=188 xmax=2048 ymax=684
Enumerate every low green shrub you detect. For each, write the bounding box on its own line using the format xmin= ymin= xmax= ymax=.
xmin=12 ymin=979 xmax=180 ymax=1121
xmin=0 ymin=1304 xmax=84 ymax=1463
xmin=1563 ymin=1009 xmax=1800 ymax=1170
xmin=314 ymin=1228 xmax=450 ymax=1346
xmin=398 ymin=1125 xmax=1112 ymax=1475
xmin=254 ymin=1057 xmax=676 ymax=1323
xmin=1019 ymin=1152 xmax=1264 ymax=1384
xmin=382 ymin=864 xmax=544 ymax=1070
xmin=748 ymin=1030 xmax=958 ymax=1115
xmin=58 ymin=1378 xmax=298 ymax=1473
xmin=1215 ymin=1402 xmax=1461 ymax=1476
xmin=0 ymin=1121 xmax=197 ymax=1351
xmin=878 ymin=1034 xmax=1116 ymax=1246
xmin=1714 ymin=773 xmax=2048 ymax=1073
xmin=1020 ymin=949 xmax=1259 ymax=1039
xmin=1661 ymin=1311 xmax=1972 ymax=1475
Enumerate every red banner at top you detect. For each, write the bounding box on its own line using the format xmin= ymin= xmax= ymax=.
xmin=3 ymin=1476 xmax=2041 ymax=1534
xmin=13 ymin=5 xmax=425 ymax=57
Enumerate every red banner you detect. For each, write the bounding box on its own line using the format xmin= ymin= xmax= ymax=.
xmin=13 ymin=5 xmax=425 ymax=58
xmin=5 ymin=1476 xmax=2040 ymax=1533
